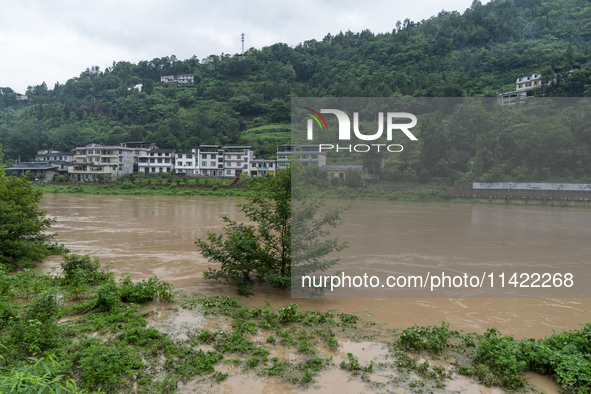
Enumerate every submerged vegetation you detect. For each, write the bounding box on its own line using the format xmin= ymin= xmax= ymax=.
xmin=1 ymin=258 xmax=590 ymax=393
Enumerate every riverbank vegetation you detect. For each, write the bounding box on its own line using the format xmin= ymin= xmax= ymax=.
xmin=1 ymin=257 xmax=590 ymax=393
xmin=0 ymin=169 xmax=68 ymax=269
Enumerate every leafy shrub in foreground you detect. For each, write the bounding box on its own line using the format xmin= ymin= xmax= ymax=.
xmin=60 ymin=254 xmax=113 ymax=285
xmin=118 ymin=273 xmax=175 ymax=303
xmin=76 ymin=338 xmax=144 ymax=392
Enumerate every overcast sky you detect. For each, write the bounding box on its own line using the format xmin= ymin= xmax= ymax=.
xmin=0 ymin=0 xmax=488 ymax=94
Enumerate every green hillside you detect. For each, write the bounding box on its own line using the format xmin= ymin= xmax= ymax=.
xmin=1 ymin=0 xmax=591 ymax=180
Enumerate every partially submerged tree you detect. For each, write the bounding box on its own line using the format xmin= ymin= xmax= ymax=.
xmin=196 ymin=166 xmax=347 ymax=295
xmin=0 ymin=169 xmax=57 ymax=269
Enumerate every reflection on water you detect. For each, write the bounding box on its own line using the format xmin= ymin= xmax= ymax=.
xmin=41 ymin=194 xmax=591 ymax=339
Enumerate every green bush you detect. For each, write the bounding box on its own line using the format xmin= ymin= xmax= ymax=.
xmin=60 ymin=254 xmax=113 ymax=285
xmin=96 ymin=279 xmax=121 ymax=311
xmin=76 ymin=338 xmax=143 ymax=391
xmin=118 ymin=273 xmax=175 ymax=303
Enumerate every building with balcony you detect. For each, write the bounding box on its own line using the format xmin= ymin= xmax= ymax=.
xmin=177 ymin=74 xmax=194 ymax=84
xmin=276 ymin=144 xmax=327 ymax=169
xmin=198 ymin=145 xmax=225 ymax=177
xmin=69 ymin=144 xmax=135 ymax=181
xmin=222 ymin=146 xmax=253 ymax=178
xmin=160 ymin=74 xmax=194 ymax=84
xmin=516 ymin=73 xmax=541 ymax=92
xmin=137 ymin=149 xmax=175 ymax=174
xmin=250 ymin=158 xmax=276 ymax=177
xmin=175 ymin=151 xmax=197 ymax=175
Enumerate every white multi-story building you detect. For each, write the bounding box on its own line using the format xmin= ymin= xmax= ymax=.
xmin=198 ymin=145 xmax=224 ymax=177
xmin=138 ymin=149 xmax=175 ymax=174
xmin=175 ymin=151 xmax=197 ymax=175
xmin=160 ymin=74 xmax=194 ymax=84
xmin=222 ymin=146 xmax=253 ymax=178
xmin=160 ymin=75 xmax=177 ymax=83
xmin=177 ymin=74 xmax=194 ymax=84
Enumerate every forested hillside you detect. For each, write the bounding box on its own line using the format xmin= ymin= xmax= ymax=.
xmin=1 ymin=0 xmax=591 ymax=180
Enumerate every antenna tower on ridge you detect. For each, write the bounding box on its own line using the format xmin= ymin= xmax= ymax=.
xmin=241 ymin=33 xmax=245 ymax=55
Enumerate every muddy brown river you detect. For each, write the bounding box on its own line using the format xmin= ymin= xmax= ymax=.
xmin=40 ymin=194 xmax=591 ymax=340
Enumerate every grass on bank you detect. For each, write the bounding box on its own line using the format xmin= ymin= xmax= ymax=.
xmin=1 ymin=254 xmax=591 ymax=393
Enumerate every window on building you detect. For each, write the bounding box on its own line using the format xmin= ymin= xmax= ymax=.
xmin=150 ymin=158 xmax=155 ymax=163
xmin=187 ymin=154 xmax=192 ymax=159
xmin=226 ymin=170 xmax=231 ymax=175
xmin=178 ymin=161 xmax=182 ymax=166
xmin=269 ymin=163 xmax=273 ymax=168
xmin=210 ymin=161 xmax=215 ymax=166
xmin=119 ymin=157 xmax=122 ymax=162
xmin=202 ymin=154 xmax=206 ymax=159
xmin=158 ymin=153 xmax=162 ymax=157
xmin=158 ymin=159 xmax=162 ymax=163
xmin=218 ymin=158 xmax=223 ymax=163
xmin=165 ymin=159 xmax=170 ymax=163
xmin=311 ymin=154 xmax=318 ymax=159
xmin=210 ymin=154 xmax=215 ymax=159
xmin=218 ymin=150 xmax=224 ymax=156
xmin=186 ymin=162 xmax=192 ymax=167
xmin=202 ymin=161 xmax=207 ymax=167
xmin=150 ymin=153 xmax=154 ymax=157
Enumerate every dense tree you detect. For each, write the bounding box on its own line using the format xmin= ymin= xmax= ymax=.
xmin=0 ymin=169 xmax=56 ymax=269
xmin=197 ymin=167 xmax=347 ymax=294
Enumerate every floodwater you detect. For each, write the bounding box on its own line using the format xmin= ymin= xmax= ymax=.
xmin=40 ymin=194 xmax=591 ymax=339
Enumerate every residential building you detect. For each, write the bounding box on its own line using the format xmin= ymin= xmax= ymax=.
xmin=276 ymin=144 xmax=327 ymax=169
xmin=35 ymin=149 xmax=74 ymax=163
xmin=198 ymin=145 xmax=224 ymax=177
xmin=497 ymin=91 xmax=528 ymax=106
xmin=222 ymin=146 xmax=253 ymax=178
xmin=4 ymin=162 xmax=60 ymax=180
xmin=120 ymin=141 xmax=157 ymax=150
xmin=138 ymin=149 xmax=175 ymax=174
xmin=250 ymin=158 xmax=277 ymax=177
xmin=177 ymin=74 xmax=194 ymax=84
xmin=69 ymin=144 xmax=136 ymax=181
xmin=516 ymin=73 xmax=541 ymax=92
xmin=320 ymin=165 xmax=369 ymax=180
xmin=160 ymin=74 xmax=194 ymax=84
xmin=160 ymin=75 xmax=177 ymax=83
xmin=175 ymin=151 xmax=197 ymax=175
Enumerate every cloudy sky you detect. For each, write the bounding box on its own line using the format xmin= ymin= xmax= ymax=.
xmin=0 ymin=0 xmax=487 ymax=94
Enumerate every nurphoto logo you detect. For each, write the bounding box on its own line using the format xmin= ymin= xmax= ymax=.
xmin=304 ymin=107 xmax=418 ymax=153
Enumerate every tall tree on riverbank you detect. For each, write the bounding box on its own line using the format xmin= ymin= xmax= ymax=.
xmin=196 ymin=167 xmax=347 ymax=295
xmin=0 ymin=169 xmax=56 ymax=269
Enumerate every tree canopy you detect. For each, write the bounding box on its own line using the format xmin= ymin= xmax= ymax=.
xmin=0 ymin=169 xmax=56 ymax=269
xmin=197 ymin=167 xmax=347 ymax=295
